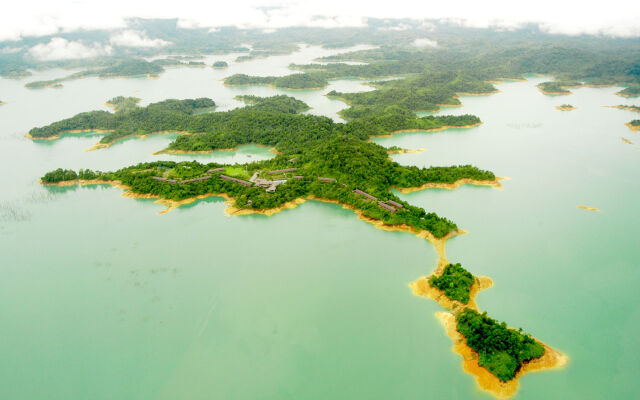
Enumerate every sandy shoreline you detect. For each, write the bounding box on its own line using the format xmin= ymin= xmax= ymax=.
xmin=555 ymin=105 xmax=576 ymax=111
xmin=371 ymin=122 xmax=483 ymax=139
xmin=26 ymin=128 xmax=198 ymax=150
xmin=604 ymin=105 xmax=640 ymax=114
xmin=411 ymin=275 xmax=493 ymax=312
xmin=394 ymin=177 xmax=506 ymax=194
xmin=84 ymin=130 xmax=197 ymax=152
xmin=436 ymin=312 xmax=568 ymax=399
xmin=577 ymin=205 xmax=600 ymax=212
xmin=624 ymin=123 xmax=639 ymax=132
xmin=615 ymin=91 xmax=639 ymax=98
xmin=155 ymin=143 xmax=279 ymax=155
xmin=25 ymin=129 xmax=113 ymax=141
xmin=387 ymin=148 xmax=426 ymax=155
xmin=39 ymin=180 xmax=468 ymax=248
xmin=538 ymin=88 xmax=570 ymax=95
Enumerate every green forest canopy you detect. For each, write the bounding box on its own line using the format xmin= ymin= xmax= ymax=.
xmin=429 ymin=263 xmax=475 ymax=304
xmin=456 ymin=309 xmax=545 ymax=382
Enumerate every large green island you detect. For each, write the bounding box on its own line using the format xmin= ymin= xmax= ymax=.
xmin=35 ymin=89 xmax=567 ymax=398
xmin=40 ymin=36 xmax=640 ymax=396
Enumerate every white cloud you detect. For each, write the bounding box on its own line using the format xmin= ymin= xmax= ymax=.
xmin=1 ymin=0 xmax=639 ymax=41
xmin=28 ymin=38 xmax=111 ymax=61
xmin=0 ymin=46 xmax=23 ymax=54
xmin=109 ymin=30 xmax=170 ymax=47
xmin=412 ymin=38 xmax=438 ymax=48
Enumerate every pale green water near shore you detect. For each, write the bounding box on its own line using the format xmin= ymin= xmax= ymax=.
xmin=0 ymin=47 xmax=639 ymax=399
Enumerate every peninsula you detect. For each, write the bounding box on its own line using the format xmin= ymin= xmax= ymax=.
xmin=616 ymin=86 xmax=640 ymax=98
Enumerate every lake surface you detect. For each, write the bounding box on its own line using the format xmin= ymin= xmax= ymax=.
xmin=0 ymin=47 xmax=638 ymax=399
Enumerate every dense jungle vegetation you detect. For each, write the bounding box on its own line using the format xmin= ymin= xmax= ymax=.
xmin=456 ymin=309 xmax=546 ymax=382
xmin=429 ymin=263 xmax=475 ymax=304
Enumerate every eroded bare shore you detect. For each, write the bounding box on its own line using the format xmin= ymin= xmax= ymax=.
xmin=578 ymin=205 xmax=600 ymax=212
xmin=394 ymin=176 xmax=507 ymax=194
xmin=436 ymin=312 xmax=568 ymax=399
xmin=387 ymin=148 xmax=426 ymax=155
xmin=625 ymin=123 xmax=639 ymax=132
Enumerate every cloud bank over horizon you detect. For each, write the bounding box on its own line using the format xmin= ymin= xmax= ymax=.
xmin=28 ymin=38 xmax=112 ymax=61
xmin=1 ymin=0 xmax=639 ymax=43
xmin=109 ymin=30 xmax=171 ymax=48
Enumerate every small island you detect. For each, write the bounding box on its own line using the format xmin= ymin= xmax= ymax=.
xmin=387 ymin=146 xmax=426 ymax=155
xmin=616 ymin=86 xmax=640 ymax=98
xmin=625 ymin=119 xmax=640 ymax=132
xmin=412 ymin=260 xmax=567 ymax=398
xmin=556 ymin=104 xmax=575 ymax=111
xmin=537 ymin=81 xmax=582 ymax=95
xmin=212 ymin=61 xmax=228 ymax=69
xmin=428 ymin=263 xmax=475 ymax=304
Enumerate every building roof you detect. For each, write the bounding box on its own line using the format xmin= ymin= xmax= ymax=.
xmin=268 ymin=168 xmax=297 ymax=175
xmin=378 ymin=201 xmax=397 ymax=212
xmin=354 ymin=189 xmax=377 ymax=201
xmin=387 ymin=200 xmax=403 ymax=208
xmin=219 ymin=174 xmax=252 ymax=186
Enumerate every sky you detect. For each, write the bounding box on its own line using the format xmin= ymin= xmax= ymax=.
xmin=1 ymin=0 xmax=639 ymax=43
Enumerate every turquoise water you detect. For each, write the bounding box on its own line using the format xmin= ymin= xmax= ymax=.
xmin=0 ymin=48 xmax=639 ymax=399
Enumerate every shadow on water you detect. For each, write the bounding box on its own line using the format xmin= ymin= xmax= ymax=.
xmin=42 ymin=184 xmax=81 ymax=194
xmin=177 ymin=195 xmax=226 ymax=210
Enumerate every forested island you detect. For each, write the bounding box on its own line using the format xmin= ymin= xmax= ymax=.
xmin=617 ymin=86 xmax=640 ymax=97
xmin=627 ymin=120 xmax=640 ymax=131
xmin=429 ymin=263 xmax=475 ymax=304
xmin=212 ymin=61 xmax=228 ymax=68
xmin=456 ymin=309 xmax=545 ymax=382
xmin=412 ymin=255 xmax=566 ymax=398
xmin=537 ymin=81 xmax=582 ymax=95
xmin=38 ymin=94 xmax=497 ymax=238
xmin=27 ymin=94 xmax=479 ymax=153
xmin=25 ymin=59 xmax=165 ymax=89
xmin=556 ymin=104 xmax=575 ymax=111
